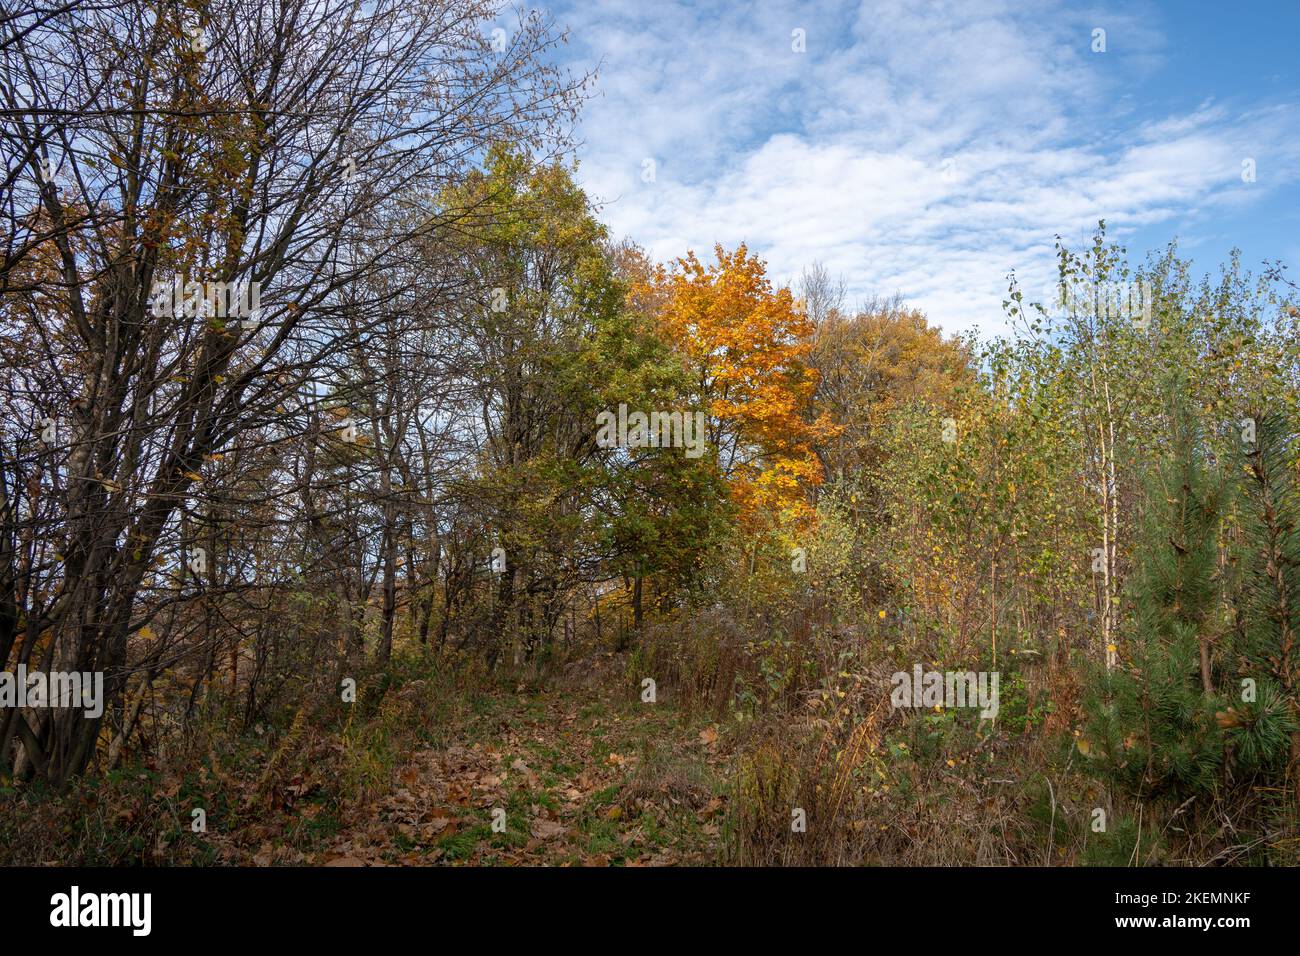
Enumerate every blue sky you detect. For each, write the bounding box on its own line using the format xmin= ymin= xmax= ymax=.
xmin=540 ymin=0 xmax=1300 ymax=336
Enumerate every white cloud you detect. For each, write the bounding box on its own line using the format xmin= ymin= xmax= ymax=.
xmin=555 ymin=0 xmax=1300 ymax=337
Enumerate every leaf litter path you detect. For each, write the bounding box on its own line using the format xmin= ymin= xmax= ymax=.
xmin=318 ymin=677 xmax=731 ymax=866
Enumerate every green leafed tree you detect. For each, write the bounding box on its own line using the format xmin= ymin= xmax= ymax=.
xmin=1082 ymin=392 xmax=1227 ymax=801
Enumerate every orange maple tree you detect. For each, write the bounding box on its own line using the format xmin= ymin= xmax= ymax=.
xmin=641 ymin=243 xmax=836 ymax=527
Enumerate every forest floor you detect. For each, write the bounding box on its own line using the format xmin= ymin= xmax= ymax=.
xmin=307 ymin=664 xmax=733 ymax=867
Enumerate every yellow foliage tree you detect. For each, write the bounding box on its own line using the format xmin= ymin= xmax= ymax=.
xmin=642 ymin=244 xmax=835 ymax=527
xmin=809 ymin=300 xmax=973 ymax=482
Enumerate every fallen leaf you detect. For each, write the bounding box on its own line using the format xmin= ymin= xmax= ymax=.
xmin=530 ymin=818 xmax=567 ymax=840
